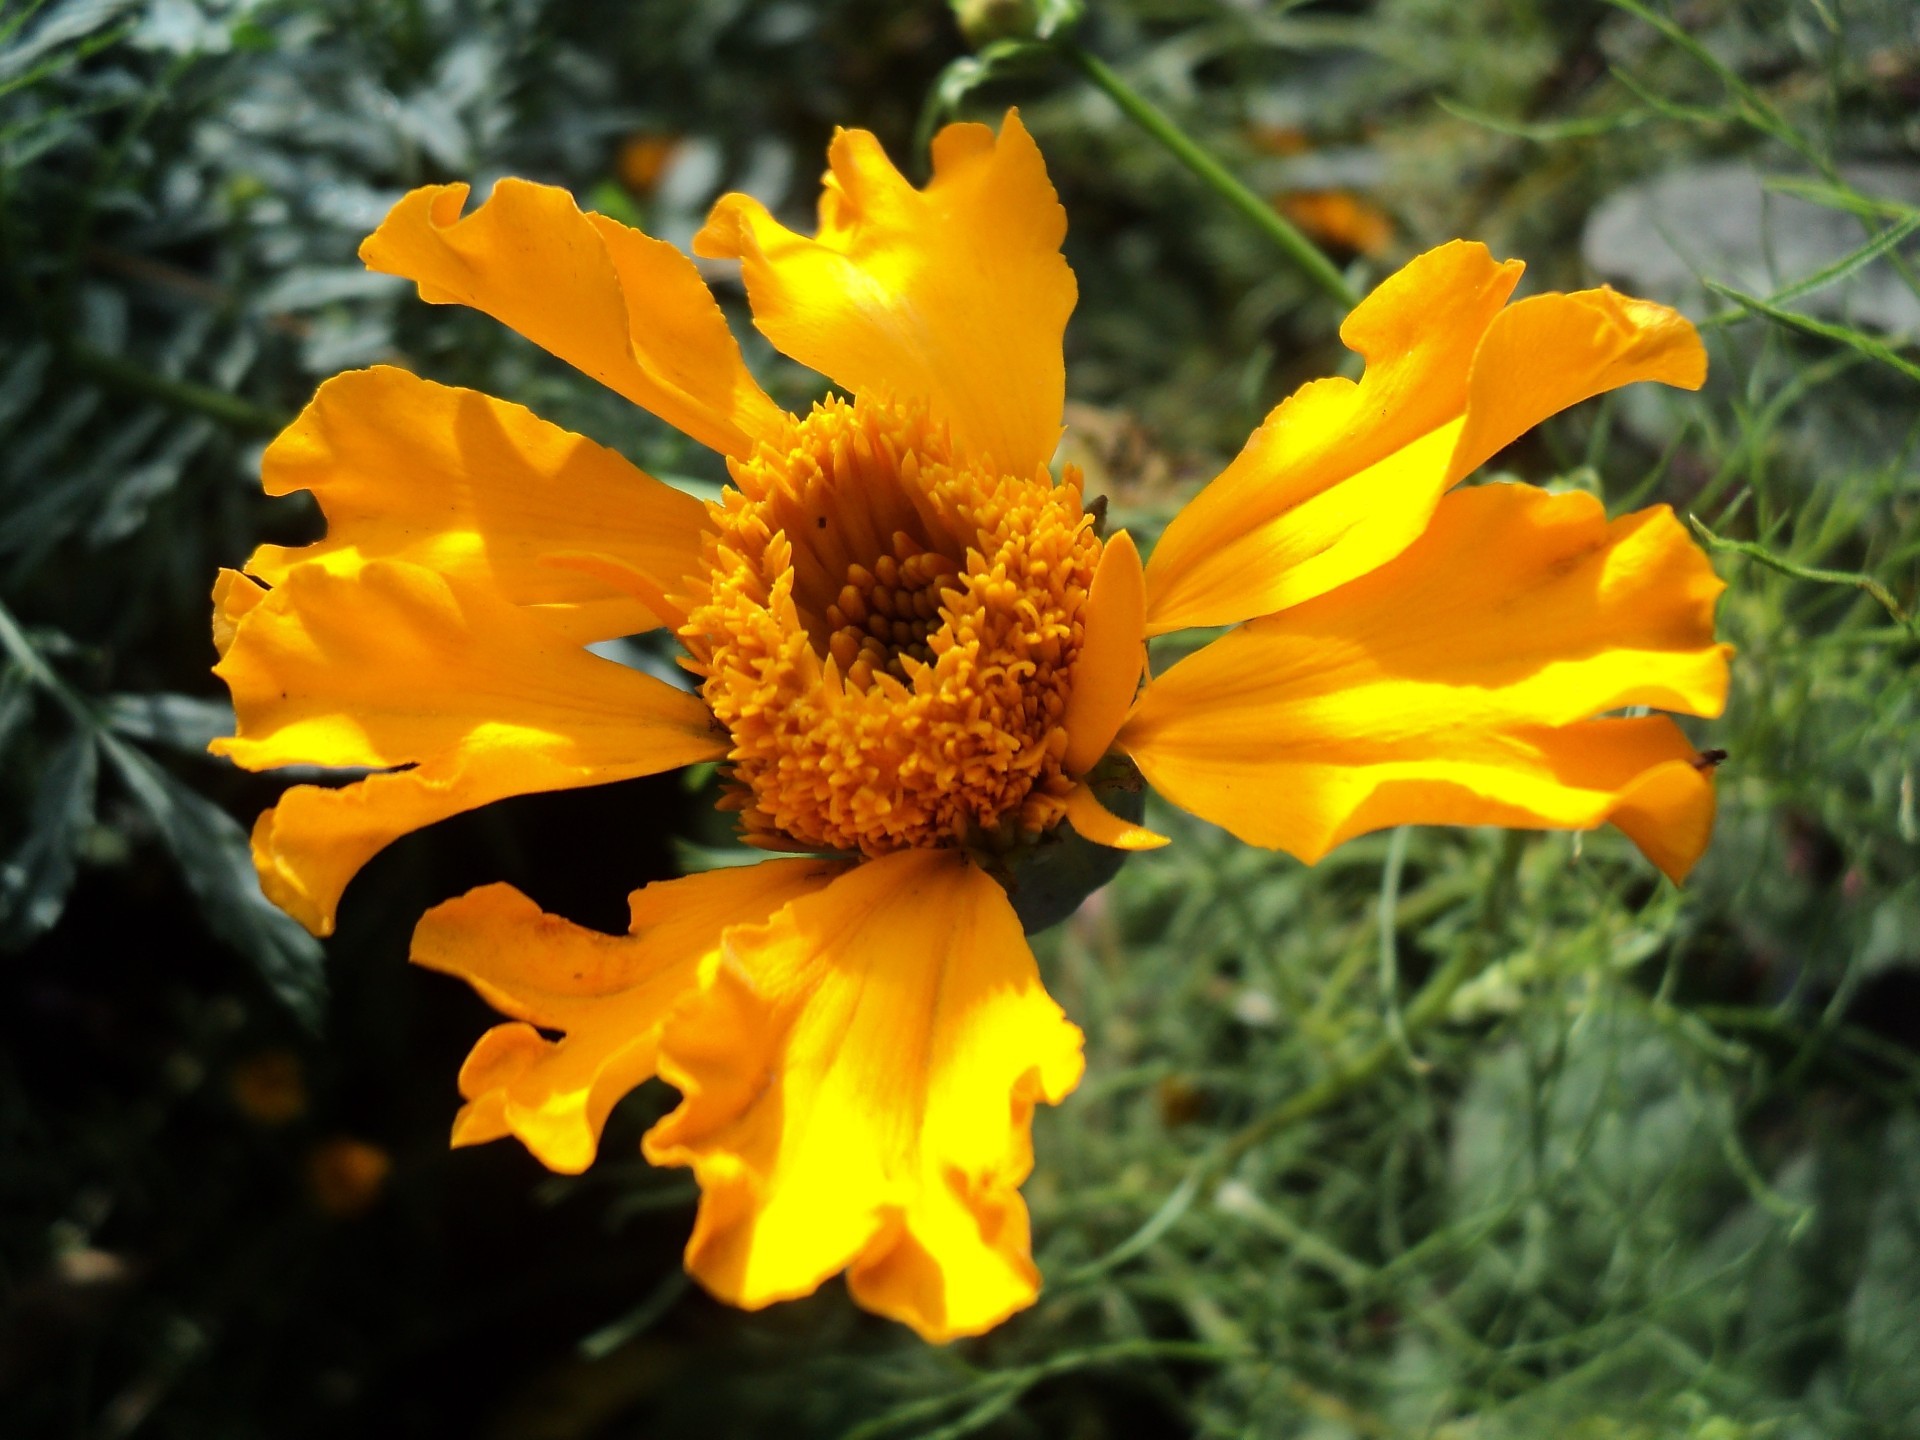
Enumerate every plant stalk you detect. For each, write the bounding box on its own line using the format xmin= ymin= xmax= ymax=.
xmin=65 ymin=345 xmax=288 ymax=436
xmin=1060 ymin=43 xmax=1360 ymax=309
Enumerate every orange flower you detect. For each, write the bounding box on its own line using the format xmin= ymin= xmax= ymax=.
xmin=1277 ymin=190 xmax=1394 ymax=257
xmin=210 ymin=111 xmax=1726 ymax=1341
xmin=615 ymin=133 xmax=680 ymax=198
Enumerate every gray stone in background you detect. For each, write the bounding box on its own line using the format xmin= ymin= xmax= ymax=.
xmin=1583 ymin=161 xmax=1920 ymax=336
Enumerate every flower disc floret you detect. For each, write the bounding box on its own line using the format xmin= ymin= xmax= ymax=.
xmin=679 ymin=395 xmax=1101 ymax=856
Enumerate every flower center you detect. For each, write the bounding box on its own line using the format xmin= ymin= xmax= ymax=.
xmin=678 ymin=395 xmax=1101 ymax=857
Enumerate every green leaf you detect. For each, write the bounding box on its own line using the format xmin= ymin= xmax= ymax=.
xmin=914 ymin=39 xmax=1051 ymax=160
xmin=1705 ymin=279 xmax=1920 ymax=386
xmin=0 ymin=729 xmax=97 ymax=947
xmin=102 ymin=737 xmax=325 ymax=1029
xmin=1844 ymin=1115 xmax=1920 ymax=1422
xmin=103 ymin=691 xmax=235 ymax=754
xmin=0 ymin=665 xmax=33 ymax=754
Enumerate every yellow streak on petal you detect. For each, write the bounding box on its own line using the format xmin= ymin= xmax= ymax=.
xmin=644 ymin=851 xmax=1084 ymax=1342
xmin=1061 ymin=528 xmax=1146 ymax=777
xmin=541 ymin=550 xmax=690 ymax=632
xmin=1144 ymin=241 xmax=1519 ymax=634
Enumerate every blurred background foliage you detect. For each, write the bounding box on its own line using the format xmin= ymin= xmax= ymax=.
xmin=2 ymin=0 xmax=1918 ymax=1435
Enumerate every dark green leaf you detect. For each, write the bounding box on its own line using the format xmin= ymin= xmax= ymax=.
xmin=0 ymin=729 xmax=97 ymax=947
xmin=103 ymin=691 xmax=234 ymax=754
xmin=102 ymin=737 xmax=325 ymax=1028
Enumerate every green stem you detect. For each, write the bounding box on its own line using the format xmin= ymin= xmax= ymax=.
xmin=843 ymin=1338 xmax=1245 ymax=1440
xmin=1688 ymin=514 xmax=1914 ymax=632
xmin=65 ymin=345 xmax=288 ymax=436
xmin=1059 ymin=43 xmax=1359 ymax=309
xmin=1068 ymin=833 xmax=1524 ymax=1284
xmin=1375 ymin=825 xmax=1416 ymax=1066
xmin=1222 ymin=829 xmax=1522 ymax=1165
xmin=1215 ymin=919 xmax=1485 ymax=1169
xmin=1703 ymin=279 xmax=1920 ymax=387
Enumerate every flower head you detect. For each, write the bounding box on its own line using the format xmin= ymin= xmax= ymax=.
xmin=682 ymin=393 xmax=1099 ymax=854
xmin=211 ymin=111 xmax=1727 ymax=1341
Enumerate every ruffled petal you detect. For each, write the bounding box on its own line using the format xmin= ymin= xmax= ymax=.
xmin=1061 ymin=529 xmax=1147 ymax=777
xmin=695 ymin=111 xmax=1073 ymax=478
xmin=1121 ymin=483 xmax=1730 ymax=879
xmin=212 ymin=561 xmax=725 ymax=933
xmin=1450 ymin=287 xmax=1706 ymax=480
xmin=360 ymin=180 xmax=786 ymax=460
xmin=643 ymin=850 xmax=1085 ymax=1342
xmin=1142 ymin=243 xmax=1706 ymax=634
xmin=410 ymin=860 xmax=848 ymax=1173
xmin=248 ymin=367 xmax=710 ymax=643
xmin=212 ymin=568 xmax=266 ymax=658
xmin=1606 ymin=754 xmax=1720 ymax=884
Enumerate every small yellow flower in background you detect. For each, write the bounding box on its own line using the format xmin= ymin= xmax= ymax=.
xmin=209 ymin=111 xmax=1727 ymax=1341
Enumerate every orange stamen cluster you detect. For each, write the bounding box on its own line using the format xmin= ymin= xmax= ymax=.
xmin=678 ymin=395 xmax=1101 ymax=856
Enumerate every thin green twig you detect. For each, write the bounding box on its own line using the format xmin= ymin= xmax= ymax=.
xmin=1066 ymin=832 xmax=1527 ymax=1285
xmin=1703 ymin=280 xmax=1920 ymax=386
xmin=1057 ymin=43 xmax=1359 ymax=309
xmin=1688 ymin=515 xmax=1913 ymax=632
xmin=841 ymin=1339 xmax=1244 ymax=1440
xmin=1376 ymin=825 xmax=1417 ymax=1069
xmin=1698 ymin=214 xmax=1920 ymax=337
xmin=64 ymin=345 xmax=289 ymax=436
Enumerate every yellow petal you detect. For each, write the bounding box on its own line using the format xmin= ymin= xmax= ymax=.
xmin=643 ymin=850 xmax=1085 ymax=1342
xmin=213 ymin=561 xmax=725 ymax=933
xmin=1143 ymin=243 xmax=1706 ymax=634
xmin=696 ymin=111 xmax=1073 ymax=478
xmin=1450 ymin=286 xmax=1706 ymax=481
xmin=1121 ymin=483 xmax=1730 ymax=876
xmin=1064 ymin=782 xmax=1169 ymax=851
xmin=213 ymin=560 xmax=717 ymax=772
xmin=1606 ymin=755 xmax=1718 ymax=884
xmin=360 ymin=180 xmax=786 ymax=459
xmin=211 ymin=568 xmax=266 ymax=659
xmin=1061 ymin=529 xmax=1146 ymax=777
xmin=540 ymin=550 xmax=689 ymax=632
xmin=247 ymin=367 xmax=710 ymax=643
xmin=1143 ymin=241 xmax=1516 ymax=633
xmin=410 ymin=860 xmax=847 ymax=1173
